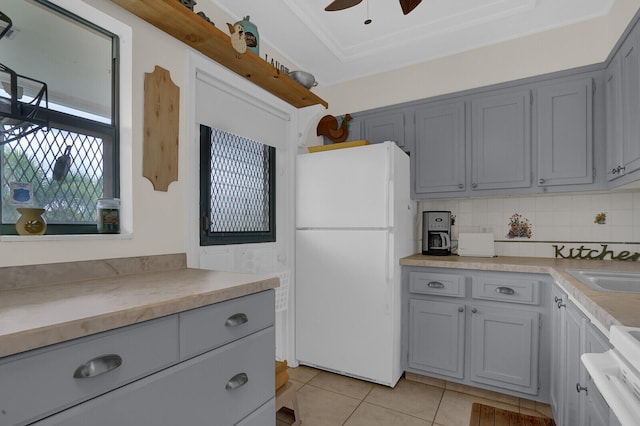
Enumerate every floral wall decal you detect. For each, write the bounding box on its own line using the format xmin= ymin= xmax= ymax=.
xmin=507 ymin=213 xmax=533 ymax=239
xmin=594 ymin=212 xmax=606 ymax=224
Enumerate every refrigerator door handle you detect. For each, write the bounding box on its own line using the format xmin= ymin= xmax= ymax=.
xmin=384 ymin=144 xmax=391 ymax=228
xmin=385 ymin=230 xmax=393 ymax=315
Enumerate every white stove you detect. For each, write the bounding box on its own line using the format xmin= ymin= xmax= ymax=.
xmin=582 ymin=326 xmax=640 ymax=426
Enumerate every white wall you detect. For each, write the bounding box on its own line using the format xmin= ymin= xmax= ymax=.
xmin=418 ymin=189 xmax=640 ymax=258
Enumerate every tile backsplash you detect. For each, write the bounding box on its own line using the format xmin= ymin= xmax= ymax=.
xmin=417 ymin=190 xmax=640 ymax=259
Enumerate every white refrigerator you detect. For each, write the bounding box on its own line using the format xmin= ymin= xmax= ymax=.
xmin=295 ymin=141 xmax=414 ymax=387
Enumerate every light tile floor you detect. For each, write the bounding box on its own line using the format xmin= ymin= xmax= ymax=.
xmin=277 ymin=367 xmax=554 ymax=426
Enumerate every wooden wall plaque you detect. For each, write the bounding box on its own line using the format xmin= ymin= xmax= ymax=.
xmin=143 ymin=65 xmax=179 ymax=191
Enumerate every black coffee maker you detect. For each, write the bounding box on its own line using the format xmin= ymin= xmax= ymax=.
xmin=422 ymin=211 xmax=452 ymax=256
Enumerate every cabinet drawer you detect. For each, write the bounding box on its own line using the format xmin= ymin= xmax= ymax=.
xmin=0 ymin=315 xmax=179 ymax=426
xmin=237 ymin=397 xmax=276 ymax=426
xmin=409 ymin=272 xmax=466 ymax=297
xmin=471 ymin=276 xmax=540 ymax=305
xmin=180 ymin=290 xmax=275 ymax=359
xmin=34 ymin=327 xmax=275 ymax=426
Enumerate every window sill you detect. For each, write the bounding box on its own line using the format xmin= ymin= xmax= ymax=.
xmin=0 ymin=232 xmax=133 ymax=242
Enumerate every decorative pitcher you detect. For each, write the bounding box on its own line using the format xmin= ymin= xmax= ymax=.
xmin=235 ymin=16 xmax=259 ymax=55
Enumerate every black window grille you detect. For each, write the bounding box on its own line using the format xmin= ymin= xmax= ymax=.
xmin=1 ymin=112 xmax=117 ymax=234
xmin=200 ymin=125 xmax=276 ymax=245
xmin=0 ymin=1 xmax=119 ymax=235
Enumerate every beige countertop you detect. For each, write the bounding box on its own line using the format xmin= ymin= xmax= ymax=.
xmin=0 ymin=263 xmax=279 ymax=358
xmin=400 ymin=254 xmax=640 ymax=331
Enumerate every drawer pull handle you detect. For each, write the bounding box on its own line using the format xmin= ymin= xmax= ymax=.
xmin=225 ymin=372 xmax=249 ymax=391
xmin=495 ymin=286 xmax=515 ymax=295
xmin=427 ymin=281 xmax=445 ymax=289
xmin=73 ymin=354 xmax=122 ymax=379
xmin=225 ymin=313 xmax=248 ymax=327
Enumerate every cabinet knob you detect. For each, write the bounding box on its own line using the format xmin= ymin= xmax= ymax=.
xmin=225 ymin=313 xmax=248 ymax=327
xmin=471 ymin=183 xmax=477 ymax=189
xmin=458 ymin=184 xmax=464 ymax=189
xmin=557 ymin=300 xmax=566 ymax=309
xmin=554 ymin=296 xmax=560 ymax=303
xmin=495 ymin=286 xmax=515 ymax=295
xmin=576 ymin=382 xmax=588 ymax=394
xmin=73 ymin=354 xmax=123 ymax=379
xmin=538 ymin=178 xmax=545 ymax=185
xmin=226 ymin=372 xmax=249 ymax=391
xmin=458 ymin=307 xmax=464 ymax=313
xmin=471 ymin=307 xmax=477 ymax=314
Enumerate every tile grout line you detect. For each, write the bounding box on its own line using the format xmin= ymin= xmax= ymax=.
xmin=340 ymin=385 xmax=375 ymax=425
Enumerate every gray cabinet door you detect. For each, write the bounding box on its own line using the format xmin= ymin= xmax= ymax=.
xmin=470 ymin=90 xmax=532 ymax=190
xmin=469 ymin=305 xmax=539 ymax=395
xmin=621 ymin=30 xmax=640 ymax=177
xmin=537 ymin=78 xmax=593 ymax=186
xmin=363 ymin=111 xmax=406 ymax=147
xmin=606 ymin=55 xmax=624 ymax=181
xmin=561 ymin=301 xmax=587 ymax=426
xmin=414 ymin=102 xmax=466 ymax=194
xmin=550 ymin=286 xmax=566 ymax=421
xmin=408 ymin=299 xmax=465 ymax=379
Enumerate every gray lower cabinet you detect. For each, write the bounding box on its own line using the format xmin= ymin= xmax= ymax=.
xmin=470 ymin=89 xmax=532 ymax=191
xmin=408 ymin=299 xmax=465 ymax=378
xmin=413 ymin=102 xmax=466 ymax=194
xmin=1 ymin=290 xmax=275 ymax=426
xmin=536 ymin=78 xmax=594 ymax=187
xmin=403 ymin=268 xmax=550 ymax=400
xmin=550 ymin=286 xmax=610 ymax=426
xmin=34 ymin=327 xmax=275 ymax=426
xmin=469 ymin=305 xmax=539 ymax=394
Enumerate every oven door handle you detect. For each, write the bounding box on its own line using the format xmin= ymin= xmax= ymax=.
xmin=582 ymin=351 xmax=640 ymax=426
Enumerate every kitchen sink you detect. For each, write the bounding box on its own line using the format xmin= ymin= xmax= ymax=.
xmin=566 ymin=269 xmax=640 ymax=293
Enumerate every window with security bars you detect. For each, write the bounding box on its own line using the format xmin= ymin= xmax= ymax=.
xmin=0 ymin=1 xmax=118 ymax=235
xmin=199 ymin=125 xmax=275 ymax=245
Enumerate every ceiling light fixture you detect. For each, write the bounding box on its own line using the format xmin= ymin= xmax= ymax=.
xmin=364 ymin=0 xmax=372 ymax=25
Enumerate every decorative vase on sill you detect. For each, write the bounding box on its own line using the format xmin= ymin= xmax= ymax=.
xmin=15 ymin=208 xmax=47 ymax=235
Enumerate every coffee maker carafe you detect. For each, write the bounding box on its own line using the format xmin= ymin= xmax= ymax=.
xmin=422 ymin=211 xmax=452 ymax=256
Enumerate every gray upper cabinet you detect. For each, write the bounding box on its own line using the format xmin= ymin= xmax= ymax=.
xmin=414 ymin=102 xmax=466 ymax=194
xmin=620 ymin=30 xmax=640 ymax=176
xmin=363 ymin=110 xmax=406 ymax=148
xmin=536 ymin=78 xmax=594 ymax=187
xmin=606 ymin=55 xmax=623 ymax=181
xmin=612 ymin=28 xmax=640 ymax=181
xmin=470 ymin=89 xmax=532 ymax=190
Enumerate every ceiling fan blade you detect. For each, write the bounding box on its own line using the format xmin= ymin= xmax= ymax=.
xmin=325 ymin=0 xmax=363 ymax=12
xmin=399 ymin=0 xmax=422 ymax=15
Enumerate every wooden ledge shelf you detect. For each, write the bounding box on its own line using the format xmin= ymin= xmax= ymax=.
xmin=111 ymin=0 xmax=328 ymax=109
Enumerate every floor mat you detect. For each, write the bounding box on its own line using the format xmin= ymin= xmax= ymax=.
xmin=469 ymin=402 xmax=556 ymax=426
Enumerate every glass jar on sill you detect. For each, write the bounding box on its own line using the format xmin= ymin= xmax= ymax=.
xmin=97 ymin=198 xmax=120 ymax=234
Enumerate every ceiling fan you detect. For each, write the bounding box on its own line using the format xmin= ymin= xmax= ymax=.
xmin=325 ymin=0 xmax=422 ymax=15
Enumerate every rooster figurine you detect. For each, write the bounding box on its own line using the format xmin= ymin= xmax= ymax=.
xmin=316 ymin=114 xmax=352 ymax=143
xmin=227 ymin=22 xmax=246 ymax=58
